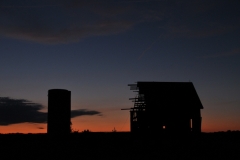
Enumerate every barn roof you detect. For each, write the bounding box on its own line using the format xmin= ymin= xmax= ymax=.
xmin=129 ymin=82 xmax=203 ymax=109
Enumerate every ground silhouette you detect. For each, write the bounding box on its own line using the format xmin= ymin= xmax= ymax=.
xmin=0 ymin=132 xmax=240 ymax=159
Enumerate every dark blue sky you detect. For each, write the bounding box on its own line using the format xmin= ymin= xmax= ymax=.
xmin=0 ymin=0 xmax=240 ymax=132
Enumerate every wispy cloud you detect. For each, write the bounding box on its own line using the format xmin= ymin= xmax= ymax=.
xmin=165 ymin=24 xmax=236 ymax=38
xmin=0 ymin=5 xmax=59 ymax=8
xmin=0 ymin=0 xmax=141 ymax=43
xmin=0 ymin=21 xmax=134 ymax=44
xmin=201 ymin=48 xmax=240 ymax=58
xmin=0 ymin=0 xmax=239 ymax=43
xmin=138 ymin=35 xmax=161 ymax=60
xmin=0 ymin=97 xmax=101 ymax=126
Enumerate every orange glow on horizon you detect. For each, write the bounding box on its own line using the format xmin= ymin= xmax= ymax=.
xmin=1 ymin=110 xmax=240 ymax=133
xmin=0 ymin=124 xmax=238 ymax=134
xmin=0 ymin=123 xmax=47 ymax=134
xmin=0 ymin=111 xmax=131 ymax=133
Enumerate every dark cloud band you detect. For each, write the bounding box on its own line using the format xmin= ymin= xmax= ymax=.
xmin=0 ymin=97 xmax=101 ymax=126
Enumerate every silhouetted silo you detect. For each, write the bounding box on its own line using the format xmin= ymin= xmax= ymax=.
xmin=47 ymin=89 xmax=71 ymax=134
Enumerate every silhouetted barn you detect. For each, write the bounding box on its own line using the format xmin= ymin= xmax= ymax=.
xmin=125 ymin=82 xmax=203 ymax=133
xmin=47 ymin=89 xmax=71 ymax=134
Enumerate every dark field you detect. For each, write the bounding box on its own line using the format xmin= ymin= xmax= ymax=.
xmin=0 ymin=132 xmax=240 ymax=159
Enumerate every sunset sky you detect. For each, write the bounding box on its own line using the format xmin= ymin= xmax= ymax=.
xmin=0 ymin=0 xmax=240 ymax=133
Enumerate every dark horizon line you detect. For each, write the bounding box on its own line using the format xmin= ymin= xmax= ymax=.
xmin=1 ymin=130 xmax=240 ymax=134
